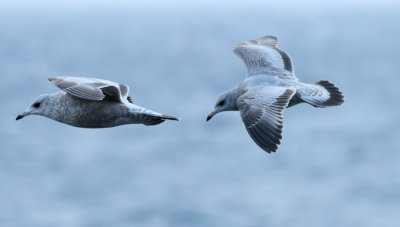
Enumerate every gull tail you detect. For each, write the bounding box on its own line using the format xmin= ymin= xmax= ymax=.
xmin=289 ymin=80 xmax=344 ymax=108
xmin=142 ymin=113 xmax=179 ymax=126
xmin=160 ymin=115 xmax=180 ymax=121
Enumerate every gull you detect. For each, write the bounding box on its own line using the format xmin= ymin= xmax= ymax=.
xmin=207 ymin=36 xmax=344 ymax=153
xmin=16 ymin=76 xmax=179 ymax=127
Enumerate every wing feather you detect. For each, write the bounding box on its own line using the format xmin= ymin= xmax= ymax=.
xmin=233 ymin=36 xmax=296 ymax=80
xmin=64 ymin=84 xmax=104 ymax=100
xmin=238 ymin=86 xmax=295 ymax=153
xmin=119 ymin=84 xmax=129 ymax=97
xmin=49 ymin=76 xmax=130 ymax=102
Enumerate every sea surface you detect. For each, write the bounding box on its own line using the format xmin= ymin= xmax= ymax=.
xmin=0 ymin=3 xmax=399 ymax=227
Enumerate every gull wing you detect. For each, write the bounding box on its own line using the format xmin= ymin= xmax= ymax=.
xmin=48 ymin=76 xmax=130 ymax=102
xmin=238 ymin=86 xmax=296 ymax=153
xmin=233 ymin=36 xmax=297 ymax=80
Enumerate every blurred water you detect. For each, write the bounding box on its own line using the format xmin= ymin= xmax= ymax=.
xmin=0 ymin=3 xmax=399 ymax=227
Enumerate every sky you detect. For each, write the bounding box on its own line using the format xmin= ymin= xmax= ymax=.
xmin=1 ymin=0 xmax=399 ymax=12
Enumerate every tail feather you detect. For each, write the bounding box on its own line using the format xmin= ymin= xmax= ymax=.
xmin=160 ymin=115 xmax=180 ymax=121
xmin=142 ymin=114 xmax=179 ymax=126
xmin=314 ymin=80 xmax=344 ymax=107
xmin=295 ymin=80 xmax=344 ymax=108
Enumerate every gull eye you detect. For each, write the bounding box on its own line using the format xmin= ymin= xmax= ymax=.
xmin=33 ymin=102 xmax=41 ymax=108
xmin=218 ymin=100 xmax=225 ymax=106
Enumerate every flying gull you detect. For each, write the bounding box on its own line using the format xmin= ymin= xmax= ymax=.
xmin=207 ymin=36 xmax=344 ymax=153
xmin=16 ymin=76 xmax=179 ymax=127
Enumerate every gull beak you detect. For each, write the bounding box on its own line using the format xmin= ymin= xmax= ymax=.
xmin=16 ymin=112 xmax=28 ymax=121
xmin=206 ymin=111 xmax=216 ymax=122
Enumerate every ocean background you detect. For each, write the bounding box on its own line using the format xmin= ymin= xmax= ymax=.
xmin=1 ymin=1 xmax=399 ymax=226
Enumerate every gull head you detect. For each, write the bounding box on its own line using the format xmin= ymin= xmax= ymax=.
xmin=16 ymin=94 xmax=52 ymax=120
xmin=207 ymin=90 xmax=238 ymax=121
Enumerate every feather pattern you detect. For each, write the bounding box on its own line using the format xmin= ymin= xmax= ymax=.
xmin=234 ymin=36 xmax=297 ymax=80
xmin=295 ymin=80 xmax=344 ymax=108
xmin=49 ymin=76 xmax=131 ymax=102
xmin=238 ymin=86 xmax=295 ymax=153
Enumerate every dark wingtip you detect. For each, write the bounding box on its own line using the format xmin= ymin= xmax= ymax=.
xmin=127 ymin=96 xmax=134 ymax=104
xmin=16 ymin=115 xmax=23 ymax=120
xmin=162 ymin=115 xmax=180 ymax=121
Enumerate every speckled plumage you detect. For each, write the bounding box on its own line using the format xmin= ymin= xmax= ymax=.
xmin=17 ymin=77 xmax=179 ymax=128
xmin=207 ymin=36 xmax=344 ymax=153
